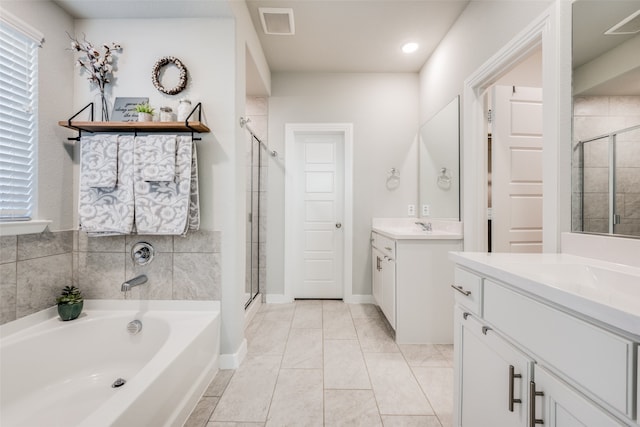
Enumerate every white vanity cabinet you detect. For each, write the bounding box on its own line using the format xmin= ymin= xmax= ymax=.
xmin=452 ymin=263 xmax=635 ymax=427
xmin=371 ymin=230 xmax=462 ymax=343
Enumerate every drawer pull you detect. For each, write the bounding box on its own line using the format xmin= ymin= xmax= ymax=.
xmin=508 ymin=365 xmax=522 ymax=412
xmin=529 ymin=381 xmax=544 ymax=426
xmin=482 ymin=326 xmax=492 ymax=335
xmin=451 ymin=284 xmax=471 ymax=296
xmin=462 ymin=312 xmax=471 ymax=320
xmin=384 ymin=246 xmax=393 ymax=251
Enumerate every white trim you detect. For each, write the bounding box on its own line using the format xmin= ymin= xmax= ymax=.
xmin=0 ymin=8 xmax=44 ymax=46
xmin=0 ymin=220 xmax=51 ymax=236
xmin=218 ymin=338 xmax=247 ymax=369
xmin=284 ymin=123 xmax=354 ymax=302
xmin=265 ymin=293 xmax=294 ymax=304
xmin=462 ymin=1 xmax=572 ymax=252
xmin=344 ymin=294 xmax=375 ymax=304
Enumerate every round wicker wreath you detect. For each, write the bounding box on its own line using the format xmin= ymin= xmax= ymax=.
xmin=151 ymin=56 xmax=188 ymax=95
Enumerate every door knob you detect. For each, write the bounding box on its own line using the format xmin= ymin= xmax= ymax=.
xmin=335 ymin=222 xmax=342 ymax=229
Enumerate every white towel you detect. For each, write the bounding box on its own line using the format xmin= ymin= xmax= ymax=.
xmin=188 ymin=141 xmax=200 ymax=231
xmin=134 ymin=135 xmax=196 ymax=235
xmin=78 ymin=135 xmax=135 ymax=234
xmin=137 ymin=135 xmax=176 ymax=182
xmin=80 ymin=134 xmax=118 ymax=188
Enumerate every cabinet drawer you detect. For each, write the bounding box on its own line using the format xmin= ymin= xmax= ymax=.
xmin=453 ymin=267 xmax=483 ymax=316
xmin=373 ymin=233 xmax=396 ymax=258
xmin=484 ymin=280 xmax=634 ymax=417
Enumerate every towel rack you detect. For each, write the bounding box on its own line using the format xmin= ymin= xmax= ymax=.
xmin=59 ymin=102 xmax=210 ymax=141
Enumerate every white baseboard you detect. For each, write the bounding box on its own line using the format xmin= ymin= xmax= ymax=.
xmin=265 ymin=294 xmax=294 ymax=304
xmin=219 ymin=338 xmax=247 ymax=369
xmin=345 ymin=294 xmax=375 ymax=304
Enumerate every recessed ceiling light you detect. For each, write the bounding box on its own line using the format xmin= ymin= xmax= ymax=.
xmin=402 ymin=42 xmax=419 ymax=54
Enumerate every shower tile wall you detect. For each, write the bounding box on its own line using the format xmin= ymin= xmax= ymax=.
xmin=246 ymin=96 xmax=268 ymax=302
xmin=573 ymin=96 xmax=640 ymax=235
xmin=0 ymin=229 xmax=221 ymax=326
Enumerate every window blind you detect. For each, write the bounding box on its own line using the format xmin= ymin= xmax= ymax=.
xmin=0 ymin=22 xmax=38 ymax=220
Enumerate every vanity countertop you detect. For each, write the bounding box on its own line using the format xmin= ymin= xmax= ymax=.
xmin=372 ymin=218 xmax=463 ymax=240
xmin=450 ymin=251 xmax=640 ymax=338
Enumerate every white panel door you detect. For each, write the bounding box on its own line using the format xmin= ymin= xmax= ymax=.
xmin=492 ymin=85 xmax=543 ymax=253
xmin=292 ymin=132 xmax=344 ymax=299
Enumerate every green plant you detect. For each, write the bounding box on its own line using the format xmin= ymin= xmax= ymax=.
xmin=56 ymin=285 xmax=83 ymax=305
xmin=135 ymin=102 xmax=154 ymax=114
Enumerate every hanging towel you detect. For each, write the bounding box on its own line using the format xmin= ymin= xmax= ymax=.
xmin=78 ymin=135 xmax=135 ymax=235
xmin=134 ymin=135 xmax=197 ymax=235
xmin=80 ymin=134 xmax=119 ymax=188
xmin=138 ymin=135 xmax=177 ymax=182
xmin=188 ymin=141 xmax=200 ymax=231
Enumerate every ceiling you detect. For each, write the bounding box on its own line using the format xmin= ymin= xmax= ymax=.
xmin=244 ymin=0 xmax=469 ymax=73
xmin=53 ymin=0 xmax=234 ymax=19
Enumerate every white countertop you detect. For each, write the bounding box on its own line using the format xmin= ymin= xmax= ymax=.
xmin=449 ymin=251 xmax=640 ymax=339
xmin=372 ymin=218 xmax=463 ymax=240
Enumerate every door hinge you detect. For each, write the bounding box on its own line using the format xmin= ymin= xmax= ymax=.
xmin=487 ymin=109 xmax=493 ymax=124
xmin=487 ymin=207 xmax=493 ymax=220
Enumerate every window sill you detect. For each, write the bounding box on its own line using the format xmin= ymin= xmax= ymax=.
xmin=0 ymin=220 xmax=52 ymax=236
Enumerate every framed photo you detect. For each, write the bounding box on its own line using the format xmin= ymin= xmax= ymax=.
xmin=111 ymin=97 xmax=149 ymax=122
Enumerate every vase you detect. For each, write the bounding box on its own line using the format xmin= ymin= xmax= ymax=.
xmin=100 ymin=92 xmax=109 ymax=122
xmin=138 ymin=112 xmax=153 ymax=122
xmin=58 ymin=301 xmax=83 ymax=321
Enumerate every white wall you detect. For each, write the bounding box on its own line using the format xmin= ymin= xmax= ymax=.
xmin=419 ymin=1 xmax=551 ymax=124
xmin=268 ymin=72 xmax=419 ymax=297
xmin=1 ymin=1 xmax=75 ymax=231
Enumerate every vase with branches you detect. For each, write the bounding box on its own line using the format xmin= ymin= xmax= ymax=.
xmin=68 ymin=33 xmax=122 ymax=121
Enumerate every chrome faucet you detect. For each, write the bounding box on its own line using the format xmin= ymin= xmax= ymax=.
xmin=415 ymin=221 xmax=432 ymax=232
xmin=121 ymin=274 xmax=148 ymax=292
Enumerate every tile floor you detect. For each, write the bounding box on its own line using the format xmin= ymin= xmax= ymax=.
xmin=184 ymin=300 xmax=454 ymax=427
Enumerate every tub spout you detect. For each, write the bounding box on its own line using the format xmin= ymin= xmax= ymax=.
xmin=121 ymin=274 xmax=148 ymax=292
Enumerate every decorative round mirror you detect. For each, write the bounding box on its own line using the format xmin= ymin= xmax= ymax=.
xmin=151 ymin=56 xmax=188 ymax=95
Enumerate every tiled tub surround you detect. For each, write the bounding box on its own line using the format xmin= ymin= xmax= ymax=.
xmin=573 ymin=95 xmax=640 ymax=235
xmin=0 ymin=229 xmax=221 ymax=326
xmin=1 ymin=300 xmax=220 ymax=427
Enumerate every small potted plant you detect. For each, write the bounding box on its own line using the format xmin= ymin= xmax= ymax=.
xmin=135 ymin=102 xmax=154 ymax=122
xmin=56 ymin=285 xmax=84 ymax=321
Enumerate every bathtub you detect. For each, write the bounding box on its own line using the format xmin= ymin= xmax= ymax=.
xmin=0 ymin=299 xmax=220 ymax=427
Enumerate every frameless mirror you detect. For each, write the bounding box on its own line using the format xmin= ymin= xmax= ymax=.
xmin=572 ymin=0 xmax=640 ymax=238
xmin=419 ymin=96 xmax=460 ymax=220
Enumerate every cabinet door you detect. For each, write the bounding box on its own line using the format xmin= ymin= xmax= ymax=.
xmin=455 ymin=307 xmax=532 ymax=427
xmin=533 ymin=366 xmax=626 ymax=427
xmin=371 ymin=248 xmax=383 ymax=308
xmin=381 ymin=255 xmax=396 ymax=329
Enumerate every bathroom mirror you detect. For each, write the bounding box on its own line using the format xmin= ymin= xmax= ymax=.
xmin=419 ymin=96 xmax=460 ymax=220
xmin=571 ymin=0 xmax=640 ymax=238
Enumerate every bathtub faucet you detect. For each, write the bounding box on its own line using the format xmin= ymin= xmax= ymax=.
xmin=415 ymin=221 xmax=432 ymax=232
xmin=121 ymin=274 xmax=148 ymax=292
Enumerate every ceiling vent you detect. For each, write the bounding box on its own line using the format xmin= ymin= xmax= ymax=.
xmin=259 ymin=8 xmax=295 ymax=35
xmin=605 ymin=9 xmax=640 ymax=35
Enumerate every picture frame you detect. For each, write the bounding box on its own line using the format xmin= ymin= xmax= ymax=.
xmin=111 ymin=97 xmax=149 ymax=122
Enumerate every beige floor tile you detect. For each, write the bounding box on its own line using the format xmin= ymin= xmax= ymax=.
xmin=292 ymin=302 xmax=323 ymax=328
xmin=323 ymin=309 xmax=358 ymax=339
xmin=185 ymin=397 xmax=219 ymax=427
xmin=364 ymin=353 xmax=434 ymax=416
xmin=245 ymin=312 xmax=266 ymax=340
xmin=411 ymin=367 xmax=454 ymax=422
xmin=247 ymin=319 xmax=291 ymax=354
xmin=435 ymin=344 xmax=454 ymax=362
xmin=261 ymin=303 xmax=296 ymax=322
xmin=266 ymin=369 xmax=323 ymax=427
xmin=437 ymin=413 xmax=453 ymax=427
xmin=211 ymin=354 xmax=281 ymax=423
xmin=348 ymin=303 xmax=381 ymax=319
xmin=324 ymin=389 xmax=382 ymax=426
xmin=282 ymin=328 xmax=323 ymax=369
xmin=208 ymin=423 xmax=265 ymax=427
xmin=324 ymin=339 xmax=371 ymax=389
xmin=400 ymin=344 xmax=449 ymax=367
xmin=353 ymin=317 xmax=399 ymax=353
xmin=323 ymin=299 xmax=351 ymax=313
xmin=381 ymin=415 xmax=442 ymax=427
xmin=204 ymin=370 xmax=234 ymax=397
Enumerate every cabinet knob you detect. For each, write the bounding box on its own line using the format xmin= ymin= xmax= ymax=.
xmin=335 ymin=222 xmax=342 ymax=229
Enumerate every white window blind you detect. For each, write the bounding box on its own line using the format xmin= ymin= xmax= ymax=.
xmin=0 ymin=22 xmax=38 ymax=221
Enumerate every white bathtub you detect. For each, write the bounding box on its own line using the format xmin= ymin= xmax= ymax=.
xmin=0 ymin=300 xmax=220 ymax=427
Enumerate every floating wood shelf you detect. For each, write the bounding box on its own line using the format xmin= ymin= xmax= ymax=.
xmin=58 ymin=121 xmax=210 ymax=133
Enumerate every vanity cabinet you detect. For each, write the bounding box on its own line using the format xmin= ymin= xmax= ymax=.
xmin=452 ymin=265 xmax=634 ymax=427
xmin=371 ymin=233 xmax=396 ymax=329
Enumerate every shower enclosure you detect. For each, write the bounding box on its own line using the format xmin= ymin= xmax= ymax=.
xmin=245 ymin=130 xmax=266 ymax=308
xmin=575 ymin=123 xmax=640 ymax=237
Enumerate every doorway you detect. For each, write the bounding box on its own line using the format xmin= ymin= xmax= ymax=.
xmin=284 ymin=123 xmax=353 ymax=300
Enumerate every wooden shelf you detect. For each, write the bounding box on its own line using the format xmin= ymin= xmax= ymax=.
xmin=58 ymin=121 xmax=210 ymax=133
